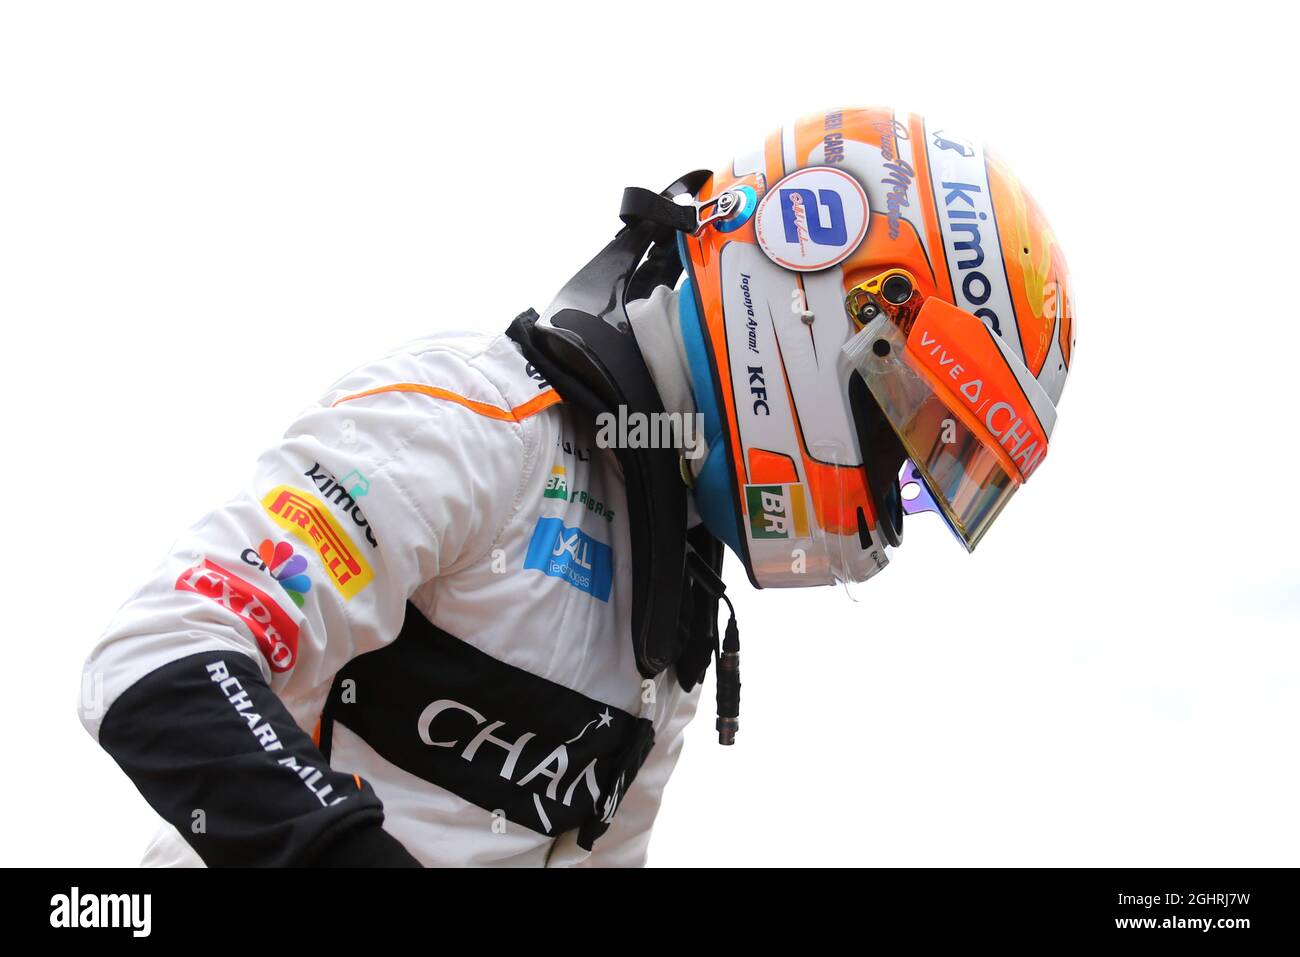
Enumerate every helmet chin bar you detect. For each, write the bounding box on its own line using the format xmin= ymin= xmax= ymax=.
xmin=687 ymin=236 xmax=903 ymax=590
xmin=812 ymin=439 xmax=892 ymax=588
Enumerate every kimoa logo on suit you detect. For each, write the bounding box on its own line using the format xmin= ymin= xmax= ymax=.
xmin=304 ymin=461 xmax=379 ymax=547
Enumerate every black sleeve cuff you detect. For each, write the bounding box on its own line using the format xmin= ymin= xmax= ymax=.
xmin=310 ymin=823 xmax=423 ymax=867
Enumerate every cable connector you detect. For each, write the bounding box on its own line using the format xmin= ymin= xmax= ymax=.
xmin=716 ymin=612 xmax=740 ymax=746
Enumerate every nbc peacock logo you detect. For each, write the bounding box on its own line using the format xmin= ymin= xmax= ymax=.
xmin=240 ymin=539 xmax=313 ymax=607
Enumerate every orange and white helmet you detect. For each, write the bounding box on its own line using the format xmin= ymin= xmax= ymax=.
xmin=673 ymin=107 xmax=1076 ymax=587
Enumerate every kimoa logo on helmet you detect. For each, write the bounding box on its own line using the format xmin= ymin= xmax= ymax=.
xmin=754 ymin=166 xmax=870 ymax=271
xmin=940 ymin=179 xmax=1005 ymax=339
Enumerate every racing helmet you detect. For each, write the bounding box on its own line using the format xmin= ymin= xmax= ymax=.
xmin=675 ymin=107 xmax=1076 ymax=587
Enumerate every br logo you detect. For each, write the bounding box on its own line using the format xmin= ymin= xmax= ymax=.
xmin=755 ymin=166 xmax=869 ymax=272
xmin=745 ymin=484 xmax=810 ymax=540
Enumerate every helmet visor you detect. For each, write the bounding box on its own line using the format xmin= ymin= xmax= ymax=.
xmin=842 ymin=297 xmax=1055 ymax=551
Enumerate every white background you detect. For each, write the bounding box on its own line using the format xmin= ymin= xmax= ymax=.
xmin=2 ymin=1 xmax=1296 ymax=867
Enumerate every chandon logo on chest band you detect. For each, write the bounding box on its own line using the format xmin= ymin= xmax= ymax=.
xmin=417 ymin=699 xmax=610 ymax=813
xmin=319 ymin=607 xmax=654 ymax=845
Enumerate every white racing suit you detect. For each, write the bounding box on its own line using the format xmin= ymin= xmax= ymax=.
xmin=79 ymin=327 xmax=702 ymax=867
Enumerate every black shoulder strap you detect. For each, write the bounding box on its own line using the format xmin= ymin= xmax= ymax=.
xmin=619 ymin=186 xmax=699 ymax=234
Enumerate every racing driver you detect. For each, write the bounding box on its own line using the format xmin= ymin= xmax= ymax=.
xmin=78 ymin=107 xmax=1076 ymax=866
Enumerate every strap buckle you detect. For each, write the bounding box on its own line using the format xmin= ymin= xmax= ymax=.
xmin=692 ymin=188 xmax=750 ymax=233
xmin=619 ymin=183 xmax=752 ymax=236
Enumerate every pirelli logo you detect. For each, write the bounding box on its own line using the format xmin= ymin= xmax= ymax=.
xmin=261 ymin=485 xmax=373 ymax=600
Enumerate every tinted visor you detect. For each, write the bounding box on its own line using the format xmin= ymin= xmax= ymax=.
xmin=842 ymin=297 xmax=1054 ymax=551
